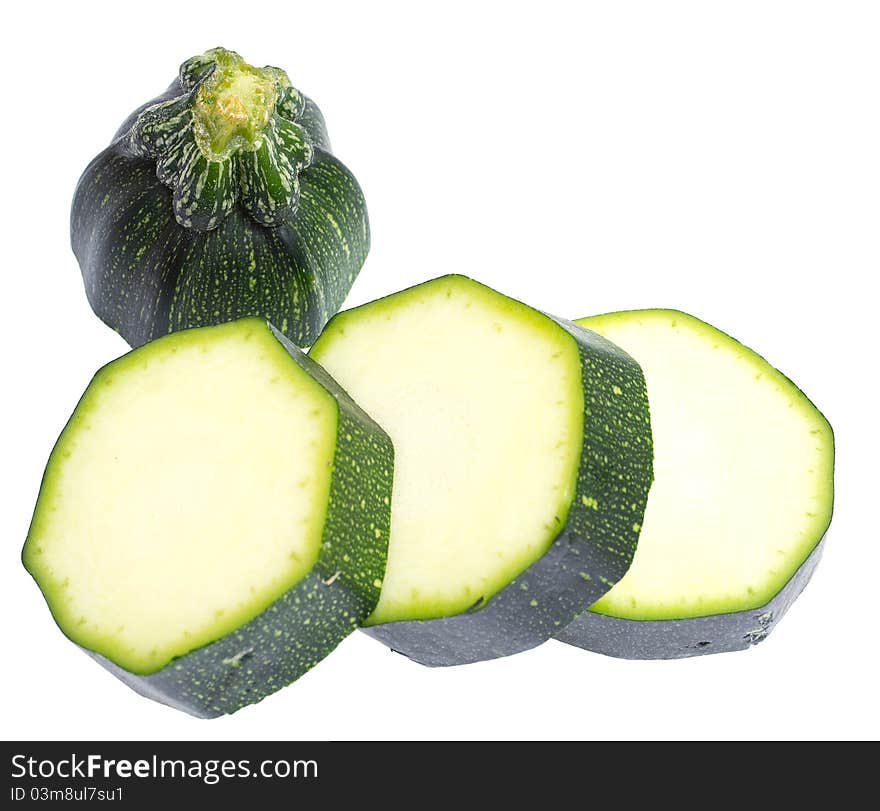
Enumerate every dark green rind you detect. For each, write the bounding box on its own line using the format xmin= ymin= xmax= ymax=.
xmin=71 ymin=55 xmax=368 ymax=349
xmin=112 ymin=82 xmax=181 ymax=142
xmin=72 ymin=144 xmax=368 ymax=348
xmin=363 ymin=317 xmax=653 ymax=666
xmin=556 ymin=538 xmax=826 ymax=659
xmin=167 ymin=150 xmax=368 ymax=344
xmin=28 ymin=323 xmax=393 ymax=718
xmin=299 ymin=98 xmax=331 ymax=151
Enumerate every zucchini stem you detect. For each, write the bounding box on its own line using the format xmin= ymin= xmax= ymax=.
xmin=192 ymin=48 xmax=285 ymax=159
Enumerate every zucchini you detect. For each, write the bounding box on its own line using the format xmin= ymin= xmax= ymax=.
xmin=23 ymin=319 xmax=393 ymax=717
xmin=71 ymin=47 xmax=369 ymax=349
xmin=556 ymin=310 xmax=834 ymax=659
xmin=310 ymin=275 xmax=653 ymax=666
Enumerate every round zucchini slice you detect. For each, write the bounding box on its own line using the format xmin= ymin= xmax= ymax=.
xmin=556 ymin=309 xmax=834 ymax=659
xmin=23 ymin=318 xmax=393 ymax=716
xmin=310 ymin=275 xmax=653 ymax=666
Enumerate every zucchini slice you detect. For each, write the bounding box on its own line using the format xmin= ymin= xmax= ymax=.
xmin=310 ymin=276 xmax=652 ymax=665
xmin=556 ymin=310 xmax=833 ymax=659
xmin=23 ymin=319 xmax=392 ymax=716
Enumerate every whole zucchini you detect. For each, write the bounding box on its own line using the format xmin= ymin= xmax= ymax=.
xmin=71 ymin=47 xmax=369 ymax=348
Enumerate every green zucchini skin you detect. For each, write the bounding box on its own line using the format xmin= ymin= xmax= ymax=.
xmin=363 ymin=318 xmax=653 ymax=667
xmin=556 ymin=539 xmax=825 ymax=659
xmin=37 ymin=326 xmax=393 ymax=718
xmin=71 ymin=50 xmax=368 ymax=349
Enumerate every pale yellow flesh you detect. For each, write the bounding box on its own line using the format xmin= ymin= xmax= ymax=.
xmin=580 ymin=311 xmax=833 ymax=620
xmin=311 ymin=276 xmax=584 ymax=625
xmin=25 ymin=320 xmax=338 ymax=674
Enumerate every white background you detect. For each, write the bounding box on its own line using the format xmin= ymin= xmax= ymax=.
xmin=2 ymin=1 xmax=877 ymax=741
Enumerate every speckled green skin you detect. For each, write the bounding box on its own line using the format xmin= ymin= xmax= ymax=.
xmin=49 ymin=326 xmax=392 ymax=718
xmin=556 ymin=539 xmax=826 ymax=659
xmin=363 ymin=317 xmax=653 ymax=666
xmin=71 ymin=49 xmax=369 ymax=349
